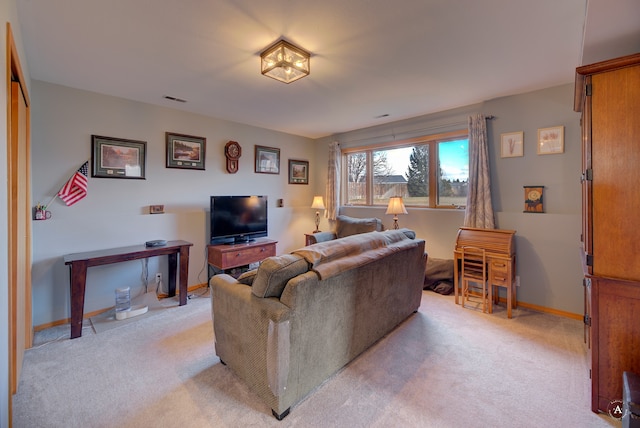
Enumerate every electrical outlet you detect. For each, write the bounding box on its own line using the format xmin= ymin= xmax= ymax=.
xmin=516 ymin=275 xmax=520 ymax=287
xmin=155 ymin=273 xmax=162 ymax=284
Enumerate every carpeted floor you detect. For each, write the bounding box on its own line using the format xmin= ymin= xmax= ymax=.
xmin=13 ymin=289 xmax=618 ymax=427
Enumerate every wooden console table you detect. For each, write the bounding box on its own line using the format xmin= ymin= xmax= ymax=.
xmin=64 ymin=240 xmax=193 ymax=339
xmin=207 ymin=239 xmax=277 ymax=281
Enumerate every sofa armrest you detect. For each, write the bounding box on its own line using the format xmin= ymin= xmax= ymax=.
xmin=307 ymin=231 xmax=337 ymax=245
xmin=211 ymin=274 xmax=293 ymax=402
xmin=210 ymin=274 xmax=290 ymax=323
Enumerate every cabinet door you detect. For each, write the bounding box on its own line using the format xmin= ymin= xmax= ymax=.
xmin=594 ymin=277 xmax=640 ymax=412
xmin=591 ymin=65 xmax=640 ymax=279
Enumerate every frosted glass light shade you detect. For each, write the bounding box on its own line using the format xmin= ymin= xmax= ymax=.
xmin=261 ymin=40 xmax=310 ymax=84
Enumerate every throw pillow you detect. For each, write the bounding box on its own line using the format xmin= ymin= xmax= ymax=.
xmin=252 ymin=254 xmax=309 ymax=298
xmin=237 ymin=269 xmax=257 ymax=285
xmin=335 ymin=215 xmax=384 ymax=238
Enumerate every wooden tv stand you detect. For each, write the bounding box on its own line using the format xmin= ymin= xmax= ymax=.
xmin=207 ymin=238 xmax=277 ymax=280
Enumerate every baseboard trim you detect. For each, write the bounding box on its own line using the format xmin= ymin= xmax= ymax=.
xmin=514 ymin=300 xmax=582 ymax=320
xmin=460 ymin=292 xmax=582 ymax=320
xmin=33 ymin=284 xmax=208 ymax=332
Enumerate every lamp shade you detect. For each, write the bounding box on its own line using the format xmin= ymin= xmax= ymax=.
xmin=311 ymin=196 xmax=325 ymax=210
xmin=261 ymin=40 xmax=310 ymax=84
xmin=385 ymin=197 xmax=407 ymax=215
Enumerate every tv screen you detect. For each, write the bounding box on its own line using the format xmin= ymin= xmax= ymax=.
xmin=210 ymin=195 xmax=268 ymax=244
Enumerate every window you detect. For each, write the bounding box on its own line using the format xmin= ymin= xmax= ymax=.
xmin=343 ymin=130 xmax=468 ymax=208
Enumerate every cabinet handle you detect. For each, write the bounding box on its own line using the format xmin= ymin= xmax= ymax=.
xmin=495 ymin=276 xmax=506 ymax=281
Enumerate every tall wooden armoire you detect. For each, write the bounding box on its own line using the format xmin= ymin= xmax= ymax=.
xmin=574 ymin=53 xmax=640 ymax=414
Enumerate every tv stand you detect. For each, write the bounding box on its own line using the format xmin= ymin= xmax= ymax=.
xmin=207 ymin=238 xmax=277 ymax=281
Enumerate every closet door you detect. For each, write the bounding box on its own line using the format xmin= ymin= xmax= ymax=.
xmin=7 ymin=26 xmax=33 ymax=397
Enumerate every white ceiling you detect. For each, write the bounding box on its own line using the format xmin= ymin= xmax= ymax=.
xmin=16 ymin=0 xmax=640 ymax=139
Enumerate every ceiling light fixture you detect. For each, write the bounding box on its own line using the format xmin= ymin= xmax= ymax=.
xmin=260 ymin=39 xmax=310 ymax=84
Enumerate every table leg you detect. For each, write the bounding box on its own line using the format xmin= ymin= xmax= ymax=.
xmin=69 ymin=260 xmax=88 ymax=339
xmin=453 ymin=255 xmax=460 ymax=304
xmin=168 ymin=253 xmax=177 ymax=297
xmin=507 ymin=281 xmax=512 ymax=319
xmin=178 ymin=245 xmax=190 ymax=306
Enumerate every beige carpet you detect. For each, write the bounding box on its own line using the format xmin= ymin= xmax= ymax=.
xmin=13 ymin=290 xmax=618 ymax=427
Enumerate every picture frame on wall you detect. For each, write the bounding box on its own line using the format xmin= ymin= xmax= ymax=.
xmin=255 ymin=145 xmax=280 ymax=174
xmin=537 ymin=126 xmax=564 ymax=155
xmin=91 ymin=135 xmax=146 ymax=179
xmin=524 ymin=185 xmax=544 ymax=213
xmin=288 ymin=159 xmax=309 ymax=184
xmin=500 ymin=131 xmax=524 ymax=158
xmin=166 ymin=132 xmax=206 ymax=170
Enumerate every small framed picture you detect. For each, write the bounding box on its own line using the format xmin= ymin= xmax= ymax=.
xmin=91 ymin=135 xmax=146 ymax=179
xmin=537 ymin=126 xmax=564 ymax=155
xmin=255 ymin=145 xmax=280 ymax=174
xmin=524 ymin=186 xmax=544 ymax=213
xmin=500 ymin=131 xmax=524 ymax=158
xmin=149 ymin=204 xmax=165 ymax=214
xmin=288 ymin=159 xmax=309 ymax=184
xmin=166 ymin=132 xmax=206 ymax=170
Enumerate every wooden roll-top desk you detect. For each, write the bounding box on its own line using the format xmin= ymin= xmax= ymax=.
xmin=453 ymin=227 xmax=517 ymax=318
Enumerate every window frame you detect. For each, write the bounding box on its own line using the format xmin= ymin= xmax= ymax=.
xmin=341 ymin=129 xmax=468 ymax=208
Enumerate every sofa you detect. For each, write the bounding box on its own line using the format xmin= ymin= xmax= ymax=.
xmin=210 ymin=228 xmax=427 ymax=419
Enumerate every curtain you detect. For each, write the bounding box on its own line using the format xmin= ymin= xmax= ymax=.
xmin=464 ymin=114 xmax=495 ymax=229
xmin=325 ymin=141 xmax=340 ymax=221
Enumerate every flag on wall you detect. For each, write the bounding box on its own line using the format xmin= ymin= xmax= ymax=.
xmin=58 ymin=161 xmax=88 ymax=206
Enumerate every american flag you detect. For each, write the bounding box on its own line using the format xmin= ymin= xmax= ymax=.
xmin=58 ymin=161 xmax=88 ymax=206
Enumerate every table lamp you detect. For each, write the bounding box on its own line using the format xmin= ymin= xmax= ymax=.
xmin=385 ymin=197 xmax=407 ymax=229
xmin=311 ymin=196 xmax=325 ymax=233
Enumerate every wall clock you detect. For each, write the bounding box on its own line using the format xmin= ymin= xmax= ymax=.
xmin=225 ymin=141 xmax=242 ymax=174
xmin=524 ymin=186 xmax=544 ymax=213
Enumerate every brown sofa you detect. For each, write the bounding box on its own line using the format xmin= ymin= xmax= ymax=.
xmin=210 ymin=228 xmax=426 ymax=419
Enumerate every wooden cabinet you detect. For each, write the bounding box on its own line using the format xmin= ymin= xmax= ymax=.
xmin=575 ymin=53 xmax=640 ymax=414
xmin=207 ymin=239 xmax=277 ymax=279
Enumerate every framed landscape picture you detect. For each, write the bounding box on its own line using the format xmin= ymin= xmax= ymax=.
xmin=288 ymin=159 xmax=309 ymax=184
xmin=91 ymin=135 xmax=146 ymax=179
xmin=255 ymin=145 xmax=280 ymax=174
xmin=166 ymin=132 xmax=206 ymax=170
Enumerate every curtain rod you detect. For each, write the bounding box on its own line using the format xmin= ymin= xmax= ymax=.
xmin=337 ymin=115 xmax=495 ymax=145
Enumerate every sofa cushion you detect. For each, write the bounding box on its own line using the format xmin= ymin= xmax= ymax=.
xmin=237 ymin=269 xmax=258 ymax=285
xmin=335 ymin=215 xmax=384 ymax=238
xmin=251 ymin=254 xmax=309 ymax=298
xmin=293 ymin=230 xmax=418 ymax=280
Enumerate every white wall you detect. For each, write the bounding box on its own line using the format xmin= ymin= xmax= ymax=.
xmin=314 ymin=84 xmax=583 ymax=315
xmin=30 ymin=81 xmax=317 ymax=327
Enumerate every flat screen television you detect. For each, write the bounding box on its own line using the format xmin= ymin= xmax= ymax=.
xmin=210 ymin=195 xmax=268 ymax=244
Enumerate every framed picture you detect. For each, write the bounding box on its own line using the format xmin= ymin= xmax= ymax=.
xmin=91 ymin=135 xmax=146 ymax=179
xmin=166 ymin=132 xmax=206 ymax=170
xmin=255 ymin=145 xmax=280 ymax=174
xmin=537 ymin=126 xmax=564 ymax=155
xmin=288 ymin=159 xmax=309 ymax=184
xmin=149 ymin=204 xmax=164 ymax=214
xmin=500 ymin=131 xmax=524 ymax=158
xmin=524 ymin=186 xmax=544 ymax=213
